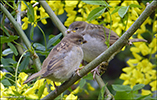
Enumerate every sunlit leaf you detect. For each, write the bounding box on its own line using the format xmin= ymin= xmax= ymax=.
xmin=2 ymin=48 xmax=13 ymax=56
xmin=129 ymin=4 xmax=142 ymax=8
xmin=133 ymin=84 xmax=145 ymax=91
xmin=112 ymin=85 xmax=132 ymax=92
xmin=111 ymin=6 xmax=121 ymax=15
xmin=118 ymin=6 xmax=129 ymax=18
xmin=82 ymin=1 xmax=109 ymax=6
xmin=114 ymin=91 xmax=133 ymax=99
xmin=87 ymin=7 xmax=106 ymax=21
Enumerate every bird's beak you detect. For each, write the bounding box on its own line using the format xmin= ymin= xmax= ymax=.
xmin=65 ymin=29 xmax=76 ymax=34
xmin=66 ymin=29 xmax=72 ymax=34
xmin=72 ymin=30 xmax=76 ymax=32
xmin=82 ymin=40 xmax=87 ymax=44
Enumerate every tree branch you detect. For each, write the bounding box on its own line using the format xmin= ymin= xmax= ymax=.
xmin=42 ymin=0 xmax=157 ymax=99
xmin=0 ymin=3 xmax=41 ymax=71
xmin=95 ymin=74 xmax=114 ymax=100
xmin=39 ymin=1 xmax=67 ymax=36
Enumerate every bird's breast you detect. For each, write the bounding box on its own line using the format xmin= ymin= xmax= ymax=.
xmin=82 ymin=34 xmax=107 ymax=62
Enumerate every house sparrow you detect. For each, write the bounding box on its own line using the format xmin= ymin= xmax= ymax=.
xmin=24 ymin=33 xmax=87 ymax=84
xmin=66 ymin=21 xmax=147 ymax=78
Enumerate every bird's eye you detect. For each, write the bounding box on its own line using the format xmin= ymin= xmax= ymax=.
xmin=78 ymin=39 xmax=82 ymax=42
xmin=75 ymin=27 xmax=78 ymax=30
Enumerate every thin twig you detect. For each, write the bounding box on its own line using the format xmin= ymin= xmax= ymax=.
xmin=39 ymin=1 xmax=67 ymax=36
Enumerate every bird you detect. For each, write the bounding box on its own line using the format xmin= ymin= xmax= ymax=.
xmin=23 ymin=33 xmax=87 ymax=85
xmin=65 ymin=21 xmax=147 ymax=78
xmin=66 ymin=21 xmax=119 ymax=62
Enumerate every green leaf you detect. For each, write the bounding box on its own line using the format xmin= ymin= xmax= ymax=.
xmin=7 ymin=42 xmax=18 ymax=56
xmin=1 ymin=58 xmax=17 ymax=66
xmin=112 ymin=85 xmax=132 ymax=92
xmin=87 ymin=7 xmax=106 ymax=21
xmin=1 ymin=79 xmax=12 ymax=86
xmin=136 ymin=94 xmax=152 ymax=100
xmin=118 ymin=6 xmax=129 ymax=18
xmin=33 ymin=43 xmax=46 ymax=51
xmin=30 ymin=25 xmax=34 ymax=40
xmin=27 ymin=4 xmax=34 ymax=22
xmin=79 ymin=79 xmax=86 ymax=88
xmin=55 ymin=95 xmax=62 ymax=100
xmin=47 ymin=33 xmax=62 ymax=49
xmin=82 ymin=1 xmax=109 ymax=6
xmin=38 ymin=82 xmax=46 ymax=99
xmin=98 ymin=86 xmax=106 ymax=100
xmin=132 ymin=84 xmax=145 ymax=91
xmin=129 ymin=4 xmax=142 ymax=8
xmin=0 ymin=35 xmax=19 ymax=44
xmin=19 ymin=56 xmax=30 ymax=71
xmin=36 ymin=50 xmax=49 ymax=56
xmin=111 ymin=6 xmax=121 ymax=15
xmin=114 ymin=91 xmax=133 ymax=100
xmin=83 ymin=73 xmax=93 ymax=80
xmin=12 ymin=90 xmax=22 ymax=96
xmin=0 ymin=23 xmax=10 ymax=36
xmin=2 ymin=48 xmax=13 ymax=56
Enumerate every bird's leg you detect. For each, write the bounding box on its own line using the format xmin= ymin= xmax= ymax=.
xmin=99 ymin=61 xmax=108 ymax=74
xmin=53 ymin=81 xmax=58 ymax=94
xmin=75 ymin=66 xmax=85 ymax=77
xmin=75 ymin=60 xmax=87 ymax=77
xmin=91 ymin=61 xmax=108 ymax=79
xmin=91 ymin=65 xmax=100 ymax=79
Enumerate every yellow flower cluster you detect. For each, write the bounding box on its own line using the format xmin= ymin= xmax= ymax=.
xmin=64 ymin=1 xmax=99 ymax=26
xmin=0 ymin=72 xmax=58 ymax=99
xmin=21 ymin=0 xmax=64 ymax=30
xmin=21 ymin=1 xmax=40 ymax=30
xmin=120 ymin=34 xmax=157 ymax=95
xmin=1 ymin=71 xmax=88 ymax=99
xmin=63 ymin=0 xmax=153 ymax=39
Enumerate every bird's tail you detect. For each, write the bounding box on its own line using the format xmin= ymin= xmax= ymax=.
xmin=23 ymin=71 xmax=41 ymax=84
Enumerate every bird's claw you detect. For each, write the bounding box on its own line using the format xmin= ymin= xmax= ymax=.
xmin=91 ymin=66 xmax=100 ymax=79
xmin=75 ymin=66 xmax=84 ymax=77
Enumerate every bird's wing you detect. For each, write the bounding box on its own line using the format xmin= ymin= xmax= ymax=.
xmin=85 ymin=24 xmax=119 ymax=46
xmin=87 ymin=29 xmax=119 ymax=46
xmin=42 ymin=57 xmax=64 ymax=78
xmin=42 ymin=41 xmax=72 ymax=78
xmin=102 ymin=27 xmax=119 ymax=45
